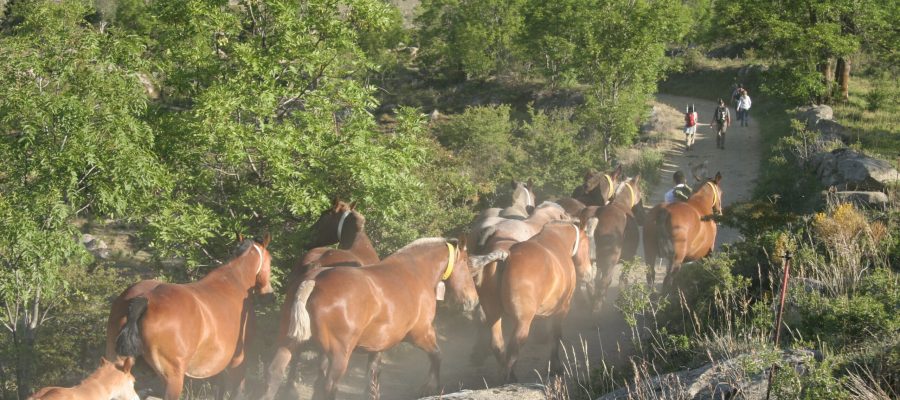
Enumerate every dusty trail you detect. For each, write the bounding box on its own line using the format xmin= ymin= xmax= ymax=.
xmin=278 ymin=94 xmax=761 ymax=400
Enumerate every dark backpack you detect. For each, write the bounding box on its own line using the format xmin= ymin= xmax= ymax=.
xmin=715 ymin=106 xmax=727 ymax=123
xmin=674 ymin=185 xmax=692 ymax=201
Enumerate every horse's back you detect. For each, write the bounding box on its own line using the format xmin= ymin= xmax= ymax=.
xmin=106 ymin=279 xmax=164 ymax=359
xmin=503 ymin=241 xmax=574 ymax=316
xmin=27 ymin=386 xmax=66 ymax=400
xmin=306 ymin=266 xmax=413 ymax=351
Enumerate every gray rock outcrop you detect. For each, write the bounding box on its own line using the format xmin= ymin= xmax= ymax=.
xmin=596 ymin=350 xmax=818 ymax=400
xmin=824 ymin=190 xmax=890 ymax=209
xmin=809 ymin=148 xmax=900 ymax=190
xmin=419 ymin=384 xmax=546 ymax=400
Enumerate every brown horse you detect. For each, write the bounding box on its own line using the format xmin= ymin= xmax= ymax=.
xmin=106 ymin=237 xmax=274 ymax=400
xmin=261 ymin=200 xmax=381 ymax=399
xmin=474 ymin=180 xmax=537 ymax=222
xmin=28 ymin=358 xmax=137 ymax=400
xmin=496 ymin=221 xmax=595 ymax=382
xmin=298 ymin=198 xmax=380 ymax=274
xmin=579 ymin=176 xmax=645 ymax=312
xmin=559 ymin=165 xmax=623 ymax=216
xmin=644 ymin=173 xmax=724 ymax=287
xmin=279 ymin=237 xmax=480 ymax=400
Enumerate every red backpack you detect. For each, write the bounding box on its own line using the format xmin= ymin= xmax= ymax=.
xmin=685 ymin=112 xmax=697 ymax=127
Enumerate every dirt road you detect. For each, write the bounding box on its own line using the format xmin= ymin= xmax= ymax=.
xmin=278 ymin=94 xmax=761 ymax=400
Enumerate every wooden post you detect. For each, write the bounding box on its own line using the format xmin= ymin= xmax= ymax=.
xmin=765 ymin=251 xmax=793 ymax=400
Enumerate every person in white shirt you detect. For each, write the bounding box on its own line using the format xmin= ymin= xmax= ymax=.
xmin=736 ymin=89 xmax=752 ymax=127
xmin=664 ymin=171 xmax=693 ymax=203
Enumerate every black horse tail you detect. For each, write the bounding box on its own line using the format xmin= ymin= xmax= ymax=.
xmin=116 ymin=297 xmax=148 ymax=357
xmin=657 ymin=208 xmax=675 ymax=262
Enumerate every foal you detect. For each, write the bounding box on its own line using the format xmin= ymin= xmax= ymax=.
xmin=28 ymin=358 xmax=138 ymax=400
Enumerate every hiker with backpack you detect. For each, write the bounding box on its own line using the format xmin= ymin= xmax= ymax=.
xmin=736 ymin=89 xmax=752 ymax=127
xmin=664 ymin=171 xmax=693 ymax=203
xmin=731 ymin=83 xmax=743 ymax=109
xmin=683 ymin=104 xmax=699 ymax=151
xmin=712 ymin=98 xmax=731 ymax=149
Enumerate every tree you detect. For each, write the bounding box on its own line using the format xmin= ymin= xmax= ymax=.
xmin=416 ymin=0 xmax=527 ymax=79
xmin=0 ymin=1 xmax=169 ymax=396
xmin=521 ymin=0 xmax=689 ymax=161
xmin=718 ymin=0 xmax=897 ymax=103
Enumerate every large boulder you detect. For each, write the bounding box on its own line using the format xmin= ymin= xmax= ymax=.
xmin=596 ymin=350 xmax=819 ymax=400
xmin=824 ymin=190 xmax=890 ymax=209
xmin=796 ymin=105 xmax=851 ymax=142
xmin=808 ymin=148 xmax=899 ymax=190
xmin=419 ymin=384 xmax=546 ymax=400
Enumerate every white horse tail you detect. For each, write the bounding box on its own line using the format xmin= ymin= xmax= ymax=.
xmin=287 ymin=280 xmax=316 ymax=342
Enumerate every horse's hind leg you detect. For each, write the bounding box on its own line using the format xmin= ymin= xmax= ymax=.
xmin=502 ymin=314 xmax=534 ymax=383
xmin=315 ymin=348 xmax=349 ymax=400
xmin=262 ymin=343 xmax=297 ymax=400
xmin=409 ymin=326 xmax=442 ymax=395
xmin=365 ymin=351 xmax=383 ymax=400
xmin=549 ymin=314 xmax=566 ymax=374
xmin=162 ymin=372 xmax=185 ymax=400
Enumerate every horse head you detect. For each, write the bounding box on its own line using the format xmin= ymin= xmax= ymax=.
xmin=616 ymin=175 xmax=646 ymax=225
xmin=306 ymin=198 xmax=359 ymax=249
xmin=579 ymin=165 xmax=622 ymax=206
xmin=510 ymin=179 xmax=536 ymax=214
xmin=444 ymin=236 xmax=480 ymax=317
xmin=699 ymin=172 xmax=724 ymax=217
xmin=100 ymin=357 xmax=139 ymax=400
xmin=250 ymin=234 xmax=274 ymax=297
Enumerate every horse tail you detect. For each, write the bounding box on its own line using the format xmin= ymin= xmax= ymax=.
xmin=115 ymin=297 xmax=148 ymax=357
xmin=657 ymin=208 xmax=675 ymax=261
xmin=287 ymin=280 xmax=316 ymax=342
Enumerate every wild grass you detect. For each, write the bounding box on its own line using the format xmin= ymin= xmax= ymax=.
xmin=830 ymin=76 xmax=900 ymax=162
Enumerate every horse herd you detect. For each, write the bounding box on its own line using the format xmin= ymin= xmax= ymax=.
xmin=28 ymin=168 xmax=724 ymax=400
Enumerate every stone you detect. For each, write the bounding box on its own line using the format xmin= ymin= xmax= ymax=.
xmin=797 ymin=105 xmax=834 ymax=128
xmin=809 ymin=148 xmax=900 ymax=190
xmin=595 ymin=350 xmax=818 ymax=400
xmin=418 ymin=384 xmax=546 ymax=400
xmin=824 ymin=190 xmax=890 ymax=209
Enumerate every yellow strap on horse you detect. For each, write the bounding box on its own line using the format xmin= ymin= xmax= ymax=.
xmin=625 ymin=182 xmax=637 ymax=208
xmin=442 ymin=243 xmax=456 ymax=281
xmin=604 ymin=174 xmax=614 ymax=200
xmin=705 ymin=181 xmax=719 ymax=208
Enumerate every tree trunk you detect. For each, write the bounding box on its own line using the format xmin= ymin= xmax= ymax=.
xmin=837 ymin=57 xmax=851 ymax=101
xmin=819 ymin=58 xmax=834 ymax=104
xmin=14 ymin=324 xmax=36 ymax=400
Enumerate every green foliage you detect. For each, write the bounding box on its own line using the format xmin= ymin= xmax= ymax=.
xmin=416 ymin=0 xmax=526 ymax=80
xmin=518 ymin=106 xmax=597 ymax=195
xmin=433 ymin=105 xmax=522 ymax=196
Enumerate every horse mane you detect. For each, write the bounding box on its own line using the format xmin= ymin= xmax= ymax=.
xmin=536 ymin=201 xmax=563 ymax=210
xmin=231 ymin=239 xmax=255 ymax=259
xmin=392 ymin=237 xmax=447 ymax=255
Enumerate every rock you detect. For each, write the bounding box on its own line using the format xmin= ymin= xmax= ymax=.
xmin=596 ymin=350 xmax=818 ymax=400
xmin=418 ymin=384 xmax=546 ymax=400
xmin=824 ymin=190 xmax=890 ymax=209
xmin=797 ymin=105 xmax=833 ymax=127
xmin=80 ymin=233 xmax=111 ymax=259
xmin=809 ymin=148 xmax=900 ymax=190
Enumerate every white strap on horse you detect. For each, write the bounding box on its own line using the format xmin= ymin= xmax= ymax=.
xmin=336 ymin=211 xmax=351 ymax=243
xmin=252 ymin=243 xmax=264 ymax=275
xmin=524 ymin=187 xmax=534 ymax=207
xmin=571 ymin=224 xmax=581 ymax=257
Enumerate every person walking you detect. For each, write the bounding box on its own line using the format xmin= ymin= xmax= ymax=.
xmin=731 ymin=83 xmax=743 ymax=110
xmin=736 ymin=89 xmax=752 ymax=127
xmin=683 ymin=104 xmax=699 ymax=151
xmin=664 ymin=171 xmax=693 ymax=203
xmin=712 ymin=98 xmax=731 ymax=149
